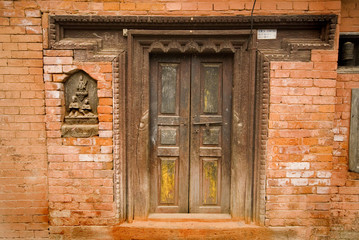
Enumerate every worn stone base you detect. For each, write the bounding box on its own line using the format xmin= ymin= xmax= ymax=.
xmin=113 ymin=221 xmax=273 ymax=240
xmin=61 ymin=124 xmax=99 ymax=138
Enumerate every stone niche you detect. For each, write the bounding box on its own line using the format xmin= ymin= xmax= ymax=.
xmin=61 ymin=71 xmax=99 ymax=138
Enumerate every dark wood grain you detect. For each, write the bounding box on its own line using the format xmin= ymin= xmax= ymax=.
xmin=127 ymin=30 xmax=257 ymax=222
xmin=150 ymin=55 xmax=190 ymax=213
xmin=349 ymin=89 xmax=359 ymax=173
xmin=190 ymin=55 xmax=232 ymax=213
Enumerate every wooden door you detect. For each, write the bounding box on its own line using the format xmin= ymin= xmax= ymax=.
xmin=150 ymin=54 xmax=232 ymax=214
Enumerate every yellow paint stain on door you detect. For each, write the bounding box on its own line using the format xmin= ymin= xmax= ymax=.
xmin=160 ymin=159 xmax=176 ymax=204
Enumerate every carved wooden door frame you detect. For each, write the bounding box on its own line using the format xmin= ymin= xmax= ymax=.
xmin=125 ymin=30 xmax=257 ymax=222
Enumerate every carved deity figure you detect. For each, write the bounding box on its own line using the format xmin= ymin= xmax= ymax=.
xmin=80 ymin=98 xmax=94 ymax=117
xmin=77 ymin=75 xmax=88 ymax=91
xmin=68 ymin=96 xmax=80 ymax=117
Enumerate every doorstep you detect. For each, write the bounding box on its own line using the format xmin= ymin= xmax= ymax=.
xmin=112 ymin=214 xmax=273 ymax=240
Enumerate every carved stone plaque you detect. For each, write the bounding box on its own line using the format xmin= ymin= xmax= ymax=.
xmin=61 ymin=71 xmax=99 ymax=138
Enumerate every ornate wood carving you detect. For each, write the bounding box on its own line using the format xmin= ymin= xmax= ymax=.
xmin=48 ymin=15 xmax=337 ymax=63
xmin=49 ymin=15 xmax=337 ymax=31
xmin=148 ymin=40 xmax=236 ymax=54
xmin=113 ymin=52 xmax=127 ymax=220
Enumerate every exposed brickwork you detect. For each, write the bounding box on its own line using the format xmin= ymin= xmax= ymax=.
xmin=328 ymin=1 xmax=359 ymax=239
xmin=0 ymin=0 xmax=357 ymax=239
xmin=0 ymin=1 xmax=48 ymax=239
xmin=331 ymin=73 xmax=359 ymax=239
xmin=340 ymin=0 xmax=359 ymax=32
xmin=267 ymin=50 xmax=338 ymax=239
xmin=43 ymin=57 xmax=116 ymax=235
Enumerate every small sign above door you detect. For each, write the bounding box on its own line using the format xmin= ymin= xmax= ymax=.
xmin=257 ymin=29 xmax=277 ymax=39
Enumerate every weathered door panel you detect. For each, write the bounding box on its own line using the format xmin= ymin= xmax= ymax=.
xmin=150 ymin=56 xmax=190 ymax=213
xmin=189 ymin=56 xmax=232 ymax=213
xmin=150 ymin=55 xmax=232 ymax=214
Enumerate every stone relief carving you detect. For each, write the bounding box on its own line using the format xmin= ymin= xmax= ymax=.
xmin=61 ymin=71 xmax=98 ymax=138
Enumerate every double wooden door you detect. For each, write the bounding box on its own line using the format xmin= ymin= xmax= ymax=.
xmin=150 ymin=54 xmax=232 ymax=214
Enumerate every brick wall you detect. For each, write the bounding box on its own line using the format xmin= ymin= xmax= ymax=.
xmin=330 ymin=0 xmax=359 ymax=239
xmin=0 ymin=0 xmax=356 ymax=239
xmin=43 ymin=56 xmax=116 ymax=236
xmin=331 ymin=74 xmax=359 ymax=239
xmin=340 ymin=0 xmax=359 ymax=32
xmin=329 ymin=0 xmax=359 ymax=239
xmin=0 ymin=1 xmax=48 ymax=239
xmin=267 ymin=51 xmax=338 ymax=239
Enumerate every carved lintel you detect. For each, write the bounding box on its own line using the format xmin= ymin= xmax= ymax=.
xmin=148 ymin=41 xmax=165 ymax=53
xmin=184 ymin=41 xmax=200 ymax=53
xmin=148 ymin=40 xmax=236 ymax=54
xmin=167 ymin=41 xmax=183 ymax=53
xmin=61 ymin=124 xmax=99 ymax=138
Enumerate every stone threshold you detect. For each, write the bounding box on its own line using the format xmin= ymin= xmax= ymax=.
xmin=113 ymin=219 xmax=272 ymax=240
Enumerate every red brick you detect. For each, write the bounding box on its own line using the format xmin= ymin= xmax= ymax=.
xmin=14 ymin=1 xmax=38 ymax=9
xmin=99 ymin=98 xmax=112 ymax=106
xmin=98 ymin=81 xmax=111 ymax=89
xmin=281 ymin=62 xmax=313 ymax=70
xmin=26 ymin=26 xmax=41 ymax=34
xmin=260 ymin=2 xmax=276 ymax=11
xmin=97 ymin=106 xmax=112 ymax=114
xmin=136 ymin=3 xmax=152 ymax=11
xmin=272 ymin=70 xmax=290 ymax=78
xmin=314 ymin=79 xmax=336 ymax=88
xmin=120 ymin=3 xmax=136 ymax=11
xmin=0 ymin=9 xmax=24 ymax=18
xmin=103 ymin=2 xmax=120 ymax=11
xmin=182 ymin=3 xmax=197 ymax=11
xmin=98 ymin=114 xmax=113 ymax=122
xmin=10 ymin=35 xmax=42 ymax=42
xmin=309 ymin=2 xmax=325 ymax=11
xmin=0 ymin=26 xmax=25 ymax=34
xmin=151 ymin=4 xmax=165 ymax=11
xmin=44 ymin=50 xmax=73 ymax=57
xmin=198 ymin=3 xmax=213 ymax=11
xmin=10 ymin=17 xmax=41 ymax=26
xmin=44 ymin=57 xmax=73 ymax=65
xmin=314 ymin=62 xmax=337 ymax=71
xmin=99 ymin=122 xmax=112 ymax=130
xmin=293 ymin=2 xmax=309 ymax=11
xmin=99 ymin=64 xmax=112 ymax=73
xmin=0 ymin=17 xmax=9 ymax=25
xmin=325 ymin=1 xmax=341 ymax=10
xmin=0 ymin=1 xmax=13 ymax=9
xmin=12 ymin=50 xmax=43 ymax=59
xmin=166 ymin=3 xmax=181 ymax=11
xmin=24 ymin=9 xmax=41 ymax=17
xmin=214 ymin=2 xmax=229 ymax=11
xmin=89 ymin=2 xmax=103 ymax=11
xmin=277 ymin=2 xmax=293 ymax=10
xmin=98 ymin=89 xmax=112 ymax=98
